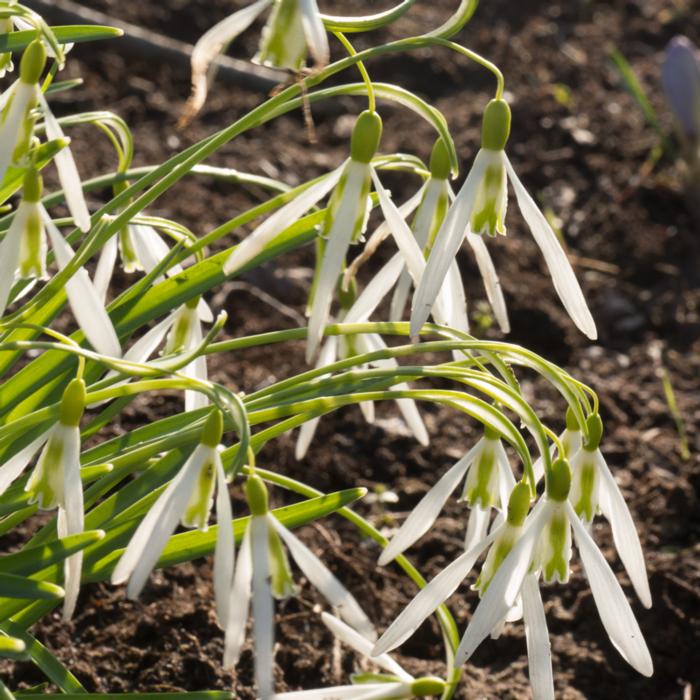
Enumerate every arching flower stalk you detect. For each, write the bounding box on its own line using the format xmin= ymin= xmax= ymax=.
xmin=111 ymin=410 xmax=234 ymax=629
xmin=275 ymin=611 xmax=445 ymax=700
xmin=378 ymin=427 xmax=514 ymax=567
xmin=0 ymin=378 xmax=88 ymax=620
xmin=224 ymin=474 xmax=375 ymax=700
xmin=411 ymin=99 xmax=596 ymax=340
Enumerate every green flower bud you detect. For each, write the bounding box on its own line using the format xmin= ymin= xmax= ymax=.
xmin=481 ymin=99 xmax=511 ymax=151
xmin=245 ymin=474 xmax=269 ymax=516
xmin=201 ymin=409 xmax=223 ymax=448
xmin=59 ymin=378 xmax=86 ymax=427
xmin=185 ymin=295 xmax=200 ymax=310
xmin=337 ymin=275 xmax=358 ymax=310
xmin=411 ymin=677 xmax=446 ymax=697
xmin=429 ymin=139 xmax=451 ymax=180
xmin=584 ymin=413 xmax=603 ymax=451
xmin=547 ymin=457 xmax=571 ymax=502
xmin=23 ymin=169 xmax=43 ymax=203
xmin=350 ymin=110 xmax=383 ymax=163
xmin=507 ymin=482 xmax=531 ymax=526
xmin=19 ymin=40 xmax=46 ymax=85
xmin=483 ymin=424 xmax=500 ymax=441
xmin=565 ymin=405 xmax=580 ymax=431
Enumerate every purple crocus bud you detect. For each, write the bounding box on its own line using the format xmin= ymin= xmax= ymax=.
xmin=662 ymin=36 xmax=700 ymax=139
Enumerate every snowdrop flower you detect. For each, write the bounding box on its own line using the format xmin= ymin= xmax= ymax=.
xmin=224 ymin=475 xmax=375 ymax=700
xmin=568 ymin=414 xmax=651 ymax=607
xmin=373 ymin=482 xmax=531 ymax=657
xmin=0 ymin=19 xmax=15 ymax=79
xmin=0 ymin=378 xmax=88 ymax=620
xmin=225 ymin=110 xmax=426 ymax=363
xmin=411 ymin=99 xmax=596 ymax=340
xmin=112 ymin=409 xmax=235 ymax=630
xmin=0 ymin=40 xmax=90 ymax=231
xmin=662 ymin=36 xmax=700 ymax=141
xmin=455 ymin=458 xmax=652 ymax=679
xmin=274 ymin=611 xmax=445 ymax=700
xmin=184 ymin=0 xmax=328 ymax=121
xmin=0 ymin=169 xmax=120 ymax=357
xmin=378 ymin=427 xmax=514 ymax=567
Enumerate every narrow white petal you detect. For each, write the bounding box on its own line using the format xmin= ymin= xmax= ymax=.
xmin=522 ymin=574 xmax=554 ymax=700
xmin=197 ymin=298 xmax=214 ymax=323
xmin=111 ymin=445 xmax=208 ymax=593
xmin=38 ymin=93 xmax=90 ymax=232
xmin=299 ymin=0 xmax=329 ymax=66
xmin=307 ymin=162 xmax=369 ymax=362
xmin=455 ymin=499 xmax=551 ymax=665
xmin=373 ymin=531 xmax=495 ymax=656
xmin=504 ymin=156 xmax=596 ymax=340
xmin=434 ymin=259 xmax=469 ymax=334
xmin=60 ymin=426 xmax=83 ymax=620
xmin=182 ymin=318 xmax=209 ymax=413
xmin=0 ymin=204 xmax=27 ymax=316
xmin=0 ymin=429 xmax=48 ymax=495
xmin=567 ymin=502 xmax=652 ymax=676
xmin=272 ymin=519 xmax=376 ymax=641
xmin=465 ymin=231 xmax=510 ymax=333
xmin=272 ymin=685 xmax=399 ymax=700
xmin=389 ymin=268 xmax=412 ymax=322
xmin=188 ymin=0 xmax=272 ymax=118
xmin=224 ymin=527 xmax=253 ymax=668
xmin=251 ymin=515 xmax=275 ymax=700
xmin=214 ymin=457 xmax=234 ymax=628
xmin=224 ymin=167 xmax=344 ymax=275
xmin=131 ymin=225 xmax=181 ymax=275
xmin=124 ymin=314 xmax=174 ymax=364
xmin=595 ymin=452 xmax=651 ymax=608
xmin=93 ymin=235 xmax=118 ymax=304
xmin=378 ymin=441 xmax=484 ymax=566
xmin=464 ymin=505 xmax=490 ymax=552
xmin=410 ymin=151 xmax=489 ymax=336
xmin=321 ymin=612 xmax=411 ymax=681
xmin=0 ymin=82 xmax=36 ymax=182
xmin=345 ymin=253 xmax=404 ymax=324
xmin=494 ymin=442 xmax=516 ymax=510
xmin=43 ymin=209 xmax=122 ymax=357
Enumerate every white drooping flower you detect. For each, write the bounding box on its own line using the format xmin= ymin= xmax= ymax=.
xmin=0 ymin=378 xmax=88 ymax=620
xmin=377 ymin=428 xmax=514 ymax=567
xmin=274 ymin=612 xmax=445 ymax=700
xmin=568 ymin=414 xmax=651 ymax=608
xmin=224 ymin=475 xmax=375 ymax=700
xmin=411 ymin=99 xmax=596 ymax=340
xmin=0 ymin=169 xmax=121 ymax=357
xmin=0 ymin=40 xmax=90 ymax=232
xmin=224 ymin=110 xmax=428 ymax=363
xmin=111 ymin=410 xmax=235 ymax=631
xmin=455 ymin=458 xmax=652 ymax=680
xmin=184 ymin=0 xmax=328 ymax=121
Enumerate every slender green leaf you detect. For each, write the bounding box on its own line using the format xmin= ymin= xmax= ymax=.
xmin=0 ymin=574 xmax=63 ymax=601
xmin=0 ymin=26 xmax=123 ymax=53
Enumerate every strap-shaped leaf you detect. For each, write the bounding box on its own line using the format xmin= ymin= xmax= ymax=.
xmin=0 ymin=573 xmax=63 ymax=601
xmin=0 ymin=26 xmax=123 ymax=53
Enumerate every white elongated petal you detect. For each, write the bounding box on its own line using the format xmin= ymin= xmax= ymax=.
xmin=224 ymin=167 xmax=344 ymax=275
xmin=307 ymin=162 xmax=369 ymax=362
xmin=60 ymin=426 xmax=83 ymax=620
xmin=504 ymin=156 xmax=596 ymax=340
xmin=374 ymin=531 xmax=495 ymax=656
xmin=321 ymin=612 xmax=411 ymax=681
xmin=111 ymin=444 xmax=209 ymax=593
xmin=182 ymin=319 xmax=209 ymax=412
xmin=131 ymin=225 xmax=182 ymax=276
xmin=434 ymin=259 xmax=469 ymax=334
xmin=0 ymin=82 xmax=36 ymax=182
xmin=188 ymin=0 xmax=272 ymax=118
xmin=38 ymin=93 xmax=90 ymax=232
xmin=345 ymin=253 xmax=404 ymax=324
xmin=455 ymin=499 xmax=551 ymax=665
xmin=464 ymin=505 xmax=490 ymax=552
xmin=224 ymin=526 xmax=253 ymax=668
xmin=389 ymin=268 xmax=412 ymax=322
xmin=0 ymin=204 xmax=27 ymax=316
xmin=93 ymin=234 xmax=118 ymax=304
xmin=299 ymin=0 xmax=329 ymax=66
xmin=0 ymin=429 xmax=49 ymax=495
xmin=359 ymin=399 xmax=375 ymax=424
xmin=494 ymin=441 xmax=516 ymax=509
xmin=43 ymin=209 xmax=122 ymax=358
xmin=567 ymin=502 xmax=652 ymax=676
xmin=465 ymin=231 xmax=510 ymax=333
xmin=378 ymin=441 xmax=484 ymax=566
xmin=521 ymin=574 xmax=554 ymax=700
xmin=410 ymin=151 xmax=489 ymax=336
xmin=124 ymin=313 xmax=174 ymax=364
xmin=197 ymin=298 xmax=214 ymax=323
xmin=214 ymin=457 xmax=234 ymax=628
xmin=295 ymin=335 xmax=339 ymax=459
xmin=370 ymin=170 xmax=425 ymax=285
xmin=272 ymin=519 xmax=376 ymax=641
xmin=252 ymin=515 xmax=275 ymax=700
xmin=272 ymin=684 xmax=403 ymax=700
xmin=595 ymin=452 xmax=651 ymax=608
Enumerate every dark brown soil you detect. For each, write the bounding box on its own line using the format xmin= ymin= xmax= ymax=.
xmin=2 ymin=1 xmax=699 ymax=699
